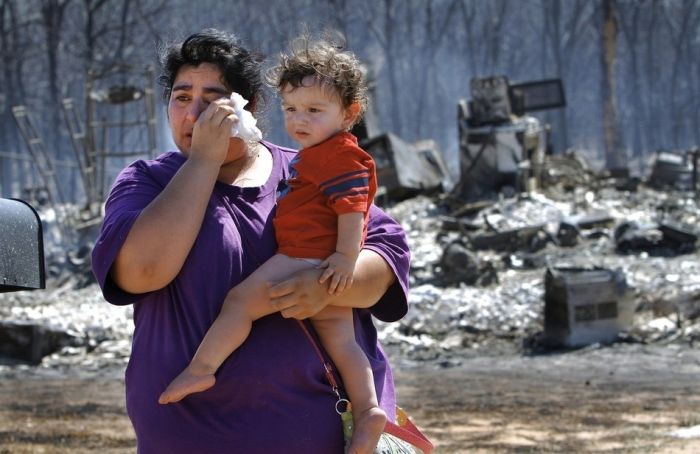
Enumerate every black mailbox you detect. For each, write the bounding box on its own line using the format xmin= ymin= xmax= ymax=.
xmin=0 ymin=198 xmax=46 ymax=292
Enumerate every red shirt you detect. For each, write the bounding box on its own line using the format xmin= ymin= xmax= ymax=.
xmin=274 ymin=132 xmax=377 ymax=259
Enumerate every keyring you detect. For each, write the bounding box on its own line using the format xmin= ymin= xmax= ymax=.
xmin=335 ymin=398 xmax=350 ymax=415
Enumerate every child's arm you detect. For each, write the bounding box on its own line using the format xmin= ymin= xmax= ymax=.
xmin=319 ymin=212 xmax=364 ymax=295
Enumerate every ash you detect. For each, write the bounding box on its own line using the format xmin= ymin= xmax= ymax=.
xmin=1 ymin=185 xmax=699 ymax=375
xmin=381 ymin=184 xmax=700 ymax=367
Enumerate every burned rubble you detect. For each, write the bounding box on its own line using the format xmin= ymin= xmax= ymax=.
xmin=379 ymin=162 xmax=700 ymax=366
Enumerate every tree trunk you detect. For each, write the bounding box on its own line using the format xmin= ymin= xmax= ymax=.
xmin=549 ymin=1 xmax=568 ymax=152
xmin=644 ymin=0 xmax=662 ymax=150
xmin=42 ymin=1 xmax=64 ymax=134
xmin=617 ymin=1 xmax=645 ymax=158
xmin=0 ymin=0 xmax=24 ymax=195
xmin=600 ymin=0 xmax=624 ymax=169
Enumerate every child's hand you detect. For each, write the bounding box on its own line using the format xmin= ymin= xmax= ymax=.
xmin=318 ymin=252 xmax=357 ymax=295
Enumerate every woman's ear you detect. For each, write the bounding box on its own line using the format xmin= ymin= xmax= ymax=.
xmin=343 ymin=102 xmax=361 ymax=129
xmin=246 ymin=95 xmax=257 ymax=113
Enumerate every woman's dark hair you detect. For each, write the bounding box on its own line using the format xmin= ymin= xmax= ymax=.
xmin=158 ymin=29 xmax=265 ymax=111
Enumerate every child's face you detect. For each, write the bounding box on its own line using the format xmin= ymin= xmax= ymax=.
xmin=281 ymin=78 xmax=355 ymax=149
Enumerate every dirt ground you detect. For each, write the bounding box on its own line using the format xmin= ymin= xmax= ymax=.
xmin=1 ymin=343 xmax=700 ymax=453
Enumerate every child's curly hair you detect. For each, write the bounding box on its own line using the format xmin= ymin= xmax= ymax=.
xmin=266 ymin=32 xmax=368 ymax=126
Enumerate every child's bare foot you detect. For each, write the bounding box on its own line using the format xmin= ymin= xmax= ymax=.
xmin=158 ymin=368 xmax=216 ymax=404
xmin=348 ymin=406 xmax=387 ymax=454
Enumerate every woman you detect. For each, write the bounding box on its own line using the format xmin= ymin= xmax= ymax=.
xmin=91 ymin=28 xmax=409 ymax=453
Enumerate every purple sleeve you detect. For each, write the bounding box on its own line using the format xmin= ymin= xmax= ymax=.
xmin=363 ymin=204 xmax=410 ymax=322
xmin=91 ymin=159 xmax=166 ymax=305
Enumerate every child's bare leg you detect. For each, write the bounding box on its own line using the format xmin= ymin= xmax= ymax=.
xmin=311 ymin=306 xmax=386 ymax=454
xmin=159 ymin=254 xmax=311 ymax=404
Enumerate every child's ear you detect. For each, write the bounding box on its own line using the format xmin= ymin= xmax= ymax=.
xmin=343 ymin=102 xmax=361 ymax=129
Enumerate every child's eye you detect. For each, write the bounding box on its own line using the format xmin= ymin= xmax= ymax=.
xmin=284 ymin=106 xmax=295 ymax=112
xmin=309 ymin=108 xmax=321 ymax=113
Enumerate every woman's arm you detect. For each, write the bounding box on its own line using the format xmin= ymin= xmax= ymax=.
xmin=268 ymin=248 xmax=395 ymax=319
xmin=112 ymin=100 xmax=235 ymax=293
xmin=111 ymin=158 xmax=220 ymax=293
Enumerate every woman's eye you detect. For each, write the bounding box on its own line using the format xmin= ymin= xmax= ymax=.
xmin=208 ymin=94 xmax=226 ymax=104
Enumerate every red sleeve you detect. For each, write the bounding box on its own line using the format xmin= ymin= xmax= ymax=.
xmin=297 ymin=145 xmax=373 ymax=215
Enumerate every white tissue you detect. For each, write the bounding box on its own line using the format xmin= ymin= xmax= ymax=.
xmin=229 ymin=93 xmax=262 ymax=142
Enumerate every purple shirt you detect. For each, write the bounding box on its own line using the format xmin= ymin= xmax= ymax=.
xmin=91 ymin=142 xmax=410 ymax=453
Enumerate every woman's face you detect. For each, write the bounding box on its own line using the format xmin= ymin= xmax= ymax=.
xmin=167 ymin=62 xmax=248 ymax=163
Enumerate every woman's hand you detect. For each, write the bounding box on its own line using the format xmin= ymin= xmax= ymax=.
xmin=189 ymin=98 xmax=237 ymax=165
xmin=268 ymin=267 xmax=331 ymax=319
xmin=267 ymin=249 xmax=395 ymax=319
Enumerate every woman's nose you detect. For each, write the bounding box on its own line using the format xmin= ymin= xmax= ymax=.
xmin=185 ymin=99 xmax=206 ymax=121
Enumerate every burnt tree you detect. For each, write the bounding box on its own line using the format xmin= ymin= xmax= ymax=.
xmin=600 ymin=0 xmax=624 ymax=169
